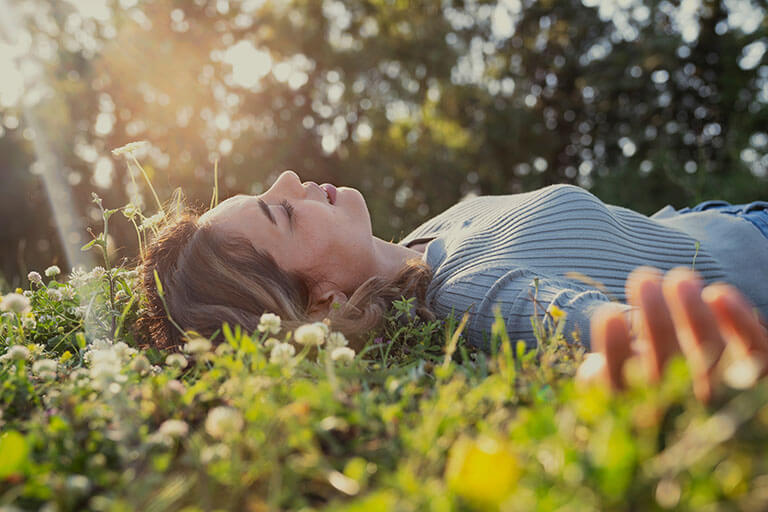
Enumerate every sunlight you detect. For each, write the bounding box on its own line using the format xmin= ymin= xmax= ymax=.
xmin=62 ymin=0 xmax=112 ymax=22
xmin=0 ymin=0 xmax=92 ymax=271
xmin=0 ymin=43 xmax=23 ymax=108
xmin=223 ymin=40 xmax=272 ymax=89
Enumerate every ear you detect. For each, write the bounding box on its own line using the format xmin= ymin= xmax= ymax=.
xmin=307 ymin=284 xmax=348 ymax=321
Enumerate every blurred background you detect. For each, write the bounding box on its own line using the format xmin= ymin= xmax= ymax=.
xmin=0 ymin=0 xmax=767 ymax=288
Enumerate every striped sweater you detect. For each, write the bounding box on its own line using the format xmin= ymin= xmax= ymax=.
xmin=399 ymin=185 xmax=768 ymax=351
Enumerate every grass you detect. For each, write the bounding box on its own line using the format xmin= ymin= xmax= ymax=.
xmin=2 ymin=156 xmax=768 ymax=510
xmin=2 ymin=255 xmax=768 ymax=511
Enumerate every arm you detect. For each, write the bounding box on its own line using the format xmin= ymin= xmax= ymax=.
xmin=431 ymin=267 xmax=631 ymax=352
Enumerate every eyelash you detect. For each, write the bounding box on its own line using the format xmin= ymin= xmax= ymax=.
xmin=280 ymin=199 xmax=295 ymax=223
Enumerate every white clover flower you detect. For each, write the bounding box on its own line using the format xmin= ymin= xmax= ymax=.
xmin=47 ymin=289 xmax=63 ymax=302
xmin=140 ymin=212 xmax=164 ymax=231
xmin=45 ymin=265 xmax=61 ymax=278
xmin=7 ymin=345 xmax=30 ymax=361
xmin=65 ymin=475 xmax=91 ymax=495
xmin=264 ymin=337 xmax=280 ymax=350
xmin=294 ymin=324 xmax=326 ymax=346
xmin=205 ymin=406 xmax=244 ymax=439
xmin=23 ymin=290 xmax=33 ymax=298
xmin=0 ymin=293 xmax=31 ymax=314
xmin=326 ymin=331 xmax=349 ymax=350
xmin=27 ymin=271 xmax=42 ymax=284
xmin=165 ymin=353 xmax=188 ymax=369
xmin=32 ymin=358 xmax=58 ymax=379
xmin=257 ymin=312 xmax=282 ymax=334
xmin=111 ymin=140 xmax=149 ymax=157
xmin=269 ymin=342 xmax=296 ymax=365
xmin=158 ymin=419 xmax=189 ymax=438
xmin=60 ymin=285 xmax=76 ymax=300
xmin=314 ymin=321 xmax=331 ymax=337
xmin=184 ymin=337 xmax=212 ymax=355
xmin=112 ymin=342 xmax=137 ymax=362
xmin=69 ymin=266 xmax=106 ymax=289
xmin=89 ymin=346 xmax=126 ymax=390
xmin=330 ymin=346 xmax=356 ymax=364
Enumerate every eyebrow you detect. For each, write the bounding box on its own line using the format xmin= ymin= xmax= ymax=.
xmin=257 ymin=198 xmax=277 ymax=226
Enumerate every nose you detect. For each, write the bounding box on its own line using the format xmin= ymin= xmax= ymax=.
xmin=264 ymin=170 xmax=304 ymax=199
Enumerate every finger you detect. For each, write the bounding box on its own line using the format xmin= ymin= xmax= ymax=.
xmin=626 ymin=267 xmax=681 ymax=383
xmin=591 ymin=305 xmax=633 ymax=390
xmin=702 ymin=284 xmax=768 ymax=376
xmin=662 ymin=268 xmax=726 ymax=403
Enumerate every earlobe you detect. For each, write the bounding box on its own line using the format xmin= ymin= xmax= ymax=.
xmin=308 ymin=288 xmax=348 ymax=320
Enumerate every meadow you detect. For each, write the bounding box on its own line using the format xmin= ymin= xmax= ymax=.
xmin=2 ymin=197 xmax=768 ymax=511
xmin=3 ymin=1 xmax=768 ymax=509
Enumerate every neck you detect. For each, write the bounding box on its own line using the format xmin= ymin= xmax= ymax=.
xmin=370 ymin=237 xmax=426 ymax=282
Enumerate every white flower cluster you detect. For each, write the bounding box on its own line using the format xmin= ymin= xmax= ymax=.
xmin=85 ymin=339 xmax=136 ymax=392
xmin=111 ymin=140 xmax=149 ymax=157
xmin=140 ymin=212 xmax=164 ymax=231
xmin=205 ymin=406 xmax=244 ymax=440
xmin=28 ymin=271 xmax=42 ymax=284
xmin=257 ymin=312 xmax=281 ymax=334
xmin=294 ymin=323 xmax=327 ymax=346
xmin=0 ymin=344 xmax=34 ymax=364
xmin=184 ymin=337 xmax=212 ymax=355
xmin=269 ymin=343 xmax=295 ymax=364
xmin=256 ymin=314 xmax=356 ymax=367
xmin=69 ymin=266 xmax=106 ymax=289
xmin=32 ymin=358 xmax=58 ymax=380
xmin=45 ymin=265 xmax=61 ymax=278
xmin=0 ymin=293 xmax=31 ymax=315
xmin=165 ymin=353 xmax=188 ymax=369
xmin=157 ymin=419 xmax=189 ymax=439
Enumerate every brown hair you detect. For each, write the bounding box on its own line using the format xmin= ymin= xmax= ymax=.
xmin=137 ymin=210 xmax=435 ymax=351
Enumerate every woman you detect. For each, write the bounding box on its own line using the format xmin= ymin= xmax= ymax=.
xmin=140 ymin=170 xmax=768 ymax=401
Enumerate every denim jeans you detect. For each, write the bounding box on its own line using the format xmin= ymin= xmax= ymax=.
xmin=678 ymin=200 xmax=768 ymax=240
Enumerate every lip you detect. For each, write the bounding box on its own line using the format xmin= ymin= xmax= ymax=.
xmin=320 ymin=183 xmax=337 ymax=205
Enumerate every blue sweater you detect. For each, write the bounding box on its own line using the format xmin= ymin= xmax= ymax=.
xmin=399 ymin=185 xmax=768 ymax=351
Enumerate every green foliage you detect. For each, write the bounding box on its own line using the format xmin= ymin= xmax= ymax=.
xmin=3 ymin=0 xmax=768 ymax=284
xmin=2 ymin=264 xmax=768 ymax=510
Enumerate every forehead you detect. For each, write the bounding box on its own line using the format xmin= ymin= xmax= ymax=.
xmin=199 ymin=195 xmax=251 ymax=225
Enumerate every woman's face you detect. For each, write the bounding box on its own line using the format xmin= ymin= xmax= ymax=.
xmin=200 ymin=170 xmax=376 ymax=295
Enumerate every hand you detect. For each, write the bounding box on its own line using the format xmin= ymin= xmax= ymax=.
xmin=577 ymin=266 xmax=768 ymax=403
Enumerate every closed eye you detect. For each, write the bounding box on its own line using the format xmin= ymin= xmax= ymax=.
xmin=280 ymin=199 xmax=295 ymax=225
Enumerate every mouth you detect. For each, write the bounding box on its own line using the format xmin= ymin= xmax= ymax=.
xmin=320 ymin=183 xmax=337 ymax=205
